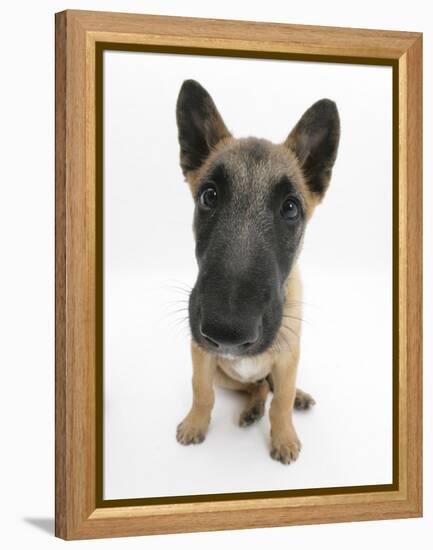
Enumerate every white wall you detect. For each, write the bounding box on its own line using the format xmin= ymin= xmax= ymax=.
xmin=0 ymin=1 xmax=430 ymax=548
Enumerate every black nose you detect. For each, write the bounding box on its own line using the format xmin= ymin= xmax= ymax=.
xmin=200 ymin=319 xmax=261 ymax=352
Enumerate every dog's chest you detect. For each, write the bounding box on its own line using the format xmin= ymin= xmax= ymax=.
xmin=221 ymin=357 xmax=271 ymax=384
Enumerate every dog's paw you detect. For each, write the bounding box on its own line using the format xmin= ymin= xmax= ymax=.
xmin=176 ymin=418 xmax=207 ymax=445
xmin=270 ymin=434 xmax=301 ymax=464
xmin=294 ymin=389 xmax=316 ymax=410
xmin=239 ymin=401 xmax=265 ymax=427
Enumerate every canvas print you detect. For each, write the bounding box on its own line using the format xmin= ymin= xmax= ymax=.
xmin=103 ymin=52 xmax=392 ymax=499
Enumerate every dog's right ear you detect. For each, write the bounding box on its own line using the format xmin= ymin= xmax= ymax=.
xmin=176 ymin=80 xmax=231 ymax=178
xmin=284 ymin=99 xmax=340 ymax=199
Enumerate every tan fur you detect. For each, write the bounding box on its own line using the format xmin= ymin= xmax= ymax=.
xmin=176 ymin=344 xmax=217 ymax=445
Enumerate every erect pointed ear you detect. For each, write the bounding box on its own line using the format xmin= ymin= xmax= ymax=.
xmin=285 ymin=99 xmax=340 ymax=198
xmin=176 ymin=80 xmax=232 ymax=177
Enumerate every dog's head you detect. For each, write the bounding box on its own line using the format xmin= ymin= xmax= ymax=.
xmin=176 ymin=80 xmax=340 ymax=358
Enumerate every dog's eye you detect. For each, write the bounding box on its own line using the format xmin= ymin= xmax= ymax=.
xmin=199 ymin=187 xmax=218 ymax=209
xmin=281 ymin=198 xmax=300 ymax=221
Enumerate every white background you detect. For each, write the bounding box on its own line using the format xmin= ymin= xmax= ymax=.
xmin=0 ymin=0 xmax=430 ymax=548
xmin=103 ymin=52 xmax=393 ymax=498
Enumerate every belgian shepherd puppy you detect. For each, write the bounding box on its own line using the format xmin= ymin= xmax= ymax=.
xmin=175 ymin=80 xmax=340 ymax=464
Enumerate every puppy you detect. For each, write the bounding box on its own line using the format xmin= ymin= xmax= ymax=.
xmin=175 ymin=80 xmax=340 ymax=464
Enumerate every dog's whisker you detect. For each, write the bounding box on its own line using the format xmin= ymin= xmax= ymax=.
xmin=163 ymin=308 xmax=190 ymax=321
xmin=271 ymin=332 xmax=292 ymax=357
xmin=278 ymin=330 xmax=292 ymax=350
xmin=165 ymin=287 xmax=192 ymax=295
xmin=165 ymin=299 xmax=189 ymax=306
xmin=281 ymin=324 xmax=301 ymax=339
xmin=285 ymin=299 xmax=312 ymax=305
xmin=164 ymin=298 xmax=189 ymax=305
xmin=282 ymin=314 xmax=306 ymax=323
xmin=162 ymin=278 xmax=193 ymax=287
xmin=157 ymin=279 xmax=192 ymax=287
xmin=169 ymin=316 xmax=192 ymax=341
xmin=284 ymin=299 xmax=319 ymax=310
xmin=172 ymin=315 xmax=190 ymax=327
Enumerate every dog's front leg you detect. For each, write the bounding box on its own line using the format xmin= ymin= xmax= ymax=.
xmin=176 ymin=343 xmax=216 ymax=445
xmin=269 ymin=350 xmax=301 ymax=464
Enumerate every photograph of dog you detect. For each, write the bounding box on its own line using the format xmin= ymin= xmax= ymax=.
xmin=103 ymin=52 xmax=393 ymax=497
xmin=175 ymin=79 xmax=340 ymax=464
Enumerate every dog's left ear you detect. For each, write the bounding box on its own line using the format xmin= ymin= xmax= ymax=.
xmin=176 ymin=79 xmax=231 ymax=178
xmin=285 ymin=99 xmax=340 ymax=198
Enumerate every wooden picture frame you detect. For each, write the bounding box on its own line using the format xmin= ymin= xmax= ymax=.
xmin=55 ymin=9 xmax=422 ymax=540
